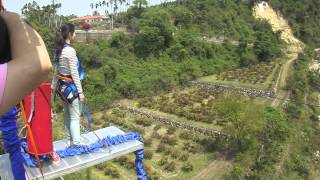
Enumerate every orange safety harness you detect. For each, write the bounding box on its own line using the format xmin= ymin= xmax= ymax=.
xmin=57 ymin=74 xmax=73 ymax=82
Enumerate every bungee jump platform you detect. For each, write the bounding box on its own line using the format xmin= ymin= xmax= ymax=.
xmin=0 ymin=126 xmax=144 ymax=180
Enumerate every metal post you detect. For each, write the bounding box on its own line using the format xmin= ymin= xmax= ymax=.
xmin=111 ymin=15 xmax=114 ymax=30
xmin=52 ymin=0 xmax=55 ymax=28
xmin=85 ymin=30 xmax=88 ymax=43
xmin=87 ymin=168 xmax=92 ymax=180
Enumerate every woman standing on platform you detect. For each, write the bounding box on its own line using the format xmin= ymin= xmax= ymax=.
xmin=52 ymin=23 xmax=86 ymax=146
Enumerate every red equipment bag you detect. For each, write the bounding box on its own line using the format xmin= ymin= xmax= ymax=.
xmin=24 ymin=83 xmax=53 ymax=155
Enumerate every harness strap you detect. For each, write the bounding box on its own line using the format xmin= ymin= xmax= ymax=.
xmin=27 ymin=92 xmax=35 ymax=124
xmin=20 ymin=102 xmax=45 ymax=180
xmin=81 ymin=103 xmax=92 ymax=132
xmin=85 ymin=106 xmax=91 ymax=130
xmin=19 ymin=92 xmax=35 ymax=138
xmin=57 ymin=75 xmax=73 ymax=82
xmin=56 ymin=79 xmax=79 ymax=104
xmin=20 ymin=86 xmax=51 ymax=150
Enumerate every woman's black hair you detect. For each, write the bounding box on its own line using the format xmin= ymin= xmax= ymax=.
xmin=0 ymin=15 xmax=11 ymax=63
xmin=55 ymin=23 xmax=75 ymax=62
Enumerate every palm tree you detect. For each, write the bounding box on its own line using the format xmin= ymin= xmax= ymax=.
xmin=91 ymin=0 xmax=134 ymax=29
xmin=133 ymin=0 xmax=148 ymax=9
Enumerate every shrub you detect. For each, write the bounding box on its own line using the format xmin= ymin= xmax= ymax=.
xmin=115 ymin=156 xmax=135 ymax=169
xmin=144 ymin=163 xmax=152 ymax=172
xmin=179 ymin=130 xmax=192 ymax=140
xmin=158 ymin=157 xmax=169 ymax=166
xmin=167 ymin=126 xmax=177 ymax=135
xmin=117 ymin=156 xmax=129 ymax=166
xmin=156 ymin=143 xmax=167 ymax=153
xmin=129 ymin=125 xmax=145 ymax=135
xmin=103 ymin=114 xmax=119 ymax=124
xmin=181 ymin=162 xmax=194 ymax=172
xmin=189 ymin=144 xmax=200 ymax=153
xmin=179 ymin=152 xmax=189 ymax=161
xmin=144 ymin=138 xmax=152 ymax=147
xmin=144 ymin=149 xmax=154 ymax=160
xmin=164 ymin=161 xmax=176 ymax=172
xmin=161 ymin=135 xmax=177 ymax=145
xmin=183 ymin=141 xmax=200 ymax=153
xmin=96 ymin=163 xmax=106 ymax=171
xmin=151 ymin=131 xmax=160 ymax=139
xmin=148 ymin=171 xmax=160 ymax=180
xmin=104 ymin=165 xmax=120 ymax=178
xmin=138 ymin=97 xmax=154 ymax=108
xmin=111 ymin=108 xmax=126 ymax=118
xmin=126 ymin=159 xmax=135 ymax=169
xmin=170 ymin=149 xmax=179 ymax=159
xmin=164 ymin=147 xmax=173 ymax=155
xmin=153 ymin=124 xmax=161 ymax=131
xmin=135 ymin=116 xmax=153 ymax=127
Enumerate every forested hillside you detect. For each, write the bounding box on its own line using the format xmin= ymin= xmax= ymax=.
xmin=20 ymin=0 xmax=284 ymax=110
xmin=71 ymin=0 xmax=283 ymax=110
xmin=4 ymin=0 xmax=320 ymax=179
xmin=255 ymin=0 xmax=320 ymax=178
xmin=270 ymin=0 xmax=320 ymax=47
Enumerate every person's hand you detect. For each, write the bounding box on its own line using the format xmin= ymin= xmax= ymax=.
xmin=79 ymin=93 xmax=85 ymax=102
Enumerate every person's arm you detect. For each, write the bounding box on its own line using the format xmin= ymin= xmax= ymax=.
xmin=0 ymin=12 xmax=52 ymax=114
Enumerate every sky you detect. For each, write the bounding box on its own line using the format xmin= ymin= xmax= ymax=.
xmin=4 ymin=0 xmax=175 ymax=16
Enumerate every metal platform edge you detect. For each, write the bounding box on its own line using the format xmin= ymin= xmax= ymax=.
xmin=40 ymin=142 xmax=143 ymax=180
xmin=0 ymin=126 xmax=144 ymax=180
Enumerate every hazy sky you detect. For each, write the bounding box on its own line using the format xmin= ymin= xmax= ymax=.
xmin=5 ymin=0 xmax=175 ymax=16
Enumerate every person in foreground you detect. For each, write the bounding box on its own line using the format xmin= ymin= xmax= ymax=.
xmin=0 ymin=9 xmax=53 ymax=179
xmin=0 ymin=11 xmax=52 ymax=115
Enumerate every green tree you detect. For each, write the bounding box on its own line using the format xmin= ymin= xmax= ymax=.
xmin=216 ymin=95 xmax=263 ymax=151
xmin=134 ymin=26 xmax=165 ymax=58
xmin=133 ymin=0 xmax=148 ymax=9
xmin=21 ymin=1 xmax=67 ymax=58
xmin=110 ymin=32 xmax=132 ymax=49
xmin=134 ymin=8 xmax=174 ymax=57
xmin=92 ymin=0 xmax=130 ymax=28
xmin=240 ymin=50 xmax=257 ymax=66
xmin=253 ymin=20 xmax=283 ymax=62
xmin=171 ymin=7 xmax=194 ymax=28
xmin=22 ymin=1 xmax=63 ymax=29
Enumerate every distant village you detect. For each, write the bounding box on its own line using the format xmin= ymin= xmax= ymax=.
xmin=69 ymin=15 xmax=126 ymax=43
